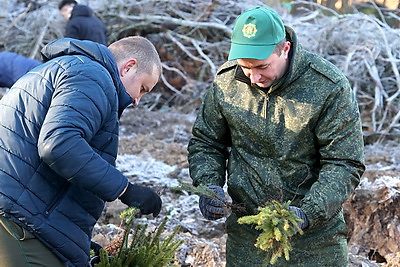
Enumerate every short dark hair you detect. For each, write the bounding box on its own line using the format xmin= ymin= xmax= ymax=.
xmin=273 ymin=38 xmax=287 ymax=56
xmin=58 ymin=0 xmax=77 ymax=10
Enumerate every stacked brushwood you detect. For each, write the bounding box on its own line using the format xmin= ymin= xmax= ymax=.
xmin=287 ymin=0 xmax=400 ymax=142
xmin=1 ymin=4 xmax=400 ymax=265
xmin=1 ymin=0 xmax=399 ymax=140
xmin=344 ymin=141 xmax=400 ymax=265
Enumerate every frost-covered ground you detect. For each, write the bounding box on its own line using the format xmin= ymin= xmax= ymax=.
xmin=92 ymin=107 xmax=227 ymax=266
xmin=90 ymin=107 xmax=392 ymax=266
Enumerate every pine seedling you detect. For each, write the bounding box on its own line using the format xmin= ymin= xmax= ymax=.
xmin=171 ymin=179 xmax=219 ymax=200
xmin=94 ymin=207 xmax=184 ymax=267
xmin=237 ymin=200 xmax=304 ymax=265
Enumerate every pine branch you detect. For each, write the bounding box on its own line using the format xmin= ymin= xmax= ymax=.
xmin=94 ymin=208 xmax=183 ymax=267
xmin=171 ymin=179 xmax=219 ymax=200
xmin=237 ymin=200 xmax=304 ymax=265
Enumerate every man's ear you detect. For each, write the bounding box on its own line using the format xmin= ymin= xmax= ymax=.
xmin=120 ymin=59 xmax=137 ymax=77
xmin=283 ymin=42 xmax=291 ymax=58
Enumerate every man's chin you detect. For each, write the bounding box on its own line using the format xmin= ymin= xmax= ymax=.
xmin=256 ymin=82 xmax=271 ymax=88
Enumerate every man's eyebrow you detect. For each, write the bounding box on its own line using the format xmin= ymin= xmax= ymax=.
xmin=239 ymin=63 xmax=270 ymax=69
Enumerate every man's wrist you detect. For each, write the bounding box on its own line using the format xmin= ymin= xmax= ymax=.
xmin=118 ymin=183 xmax=129 ymax=198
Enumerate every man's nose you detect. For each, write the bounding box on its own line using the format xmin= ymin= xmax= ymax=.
xmin=249 ymin=70 xmax=261 ymax=84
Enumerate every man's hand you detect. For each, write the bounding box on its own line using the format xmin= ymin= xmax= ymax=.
xmin=119 ymin=183 xmax=162 ymax=216
xmin=90 ymin=241 xmax=102 ymax=257
xmin=288 ymin=206 xmax=309 ymax=230
xmin=199 ymin=185 xmax=226 ymax=220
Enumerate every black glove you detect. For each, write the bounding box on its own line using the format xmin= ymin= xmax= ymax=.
xmin=90 ymin=241 xmax=102 ymax=257
xmin=88 ymin=241 xmax=103 ymax=266
xmin=119 ymin=183 xmax=162 ymax=216
xmin=199 ymin=185 xmax=226 ymax=220
xmin=288 ymin=206 xmax=309 ymax=230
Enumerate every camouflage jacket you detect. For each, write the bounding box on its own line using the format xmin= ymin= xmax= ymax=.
xmin=187 ymin=27 xmax=365 ymax=227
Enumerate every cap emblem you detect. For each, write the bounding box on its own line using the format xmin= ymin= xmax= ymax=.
xmin=242 ymin=23 xmax=257 ymax=38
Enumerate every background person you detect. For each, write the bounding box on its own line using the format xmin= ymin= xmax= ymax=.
xmin=0 ymin=36 xmax=162 ymax=266
xmin=58 ymin=0 xmax=108 ymax=45
xmin=188 ymin=6 xmax=365 ymax=266
xmin=0 ymin=51 xmax=41 ymax=88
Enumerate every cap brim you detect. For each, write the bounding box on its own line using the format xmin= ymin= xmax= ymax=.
xmin=228 ymin=43 xmax=275 ymax=61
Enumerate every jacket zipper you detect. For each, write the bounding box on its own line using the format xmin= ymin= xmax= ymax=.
xmin=264 ymin=93 xmax=269 ymax=118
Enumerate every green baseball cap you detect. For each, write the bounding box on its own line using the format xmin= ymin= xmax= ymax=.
xmin=228 ymin=6 xmax=286 ymax=61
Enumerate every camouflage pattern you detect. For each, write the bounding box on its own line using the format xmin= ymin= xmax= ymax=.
xmin=187 ymin=26 xmax=365 ymax=266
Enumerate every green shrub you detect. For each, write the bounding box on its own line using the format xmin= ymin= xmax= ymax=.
xmin=93 ymin=207 xmax=184 ymax=267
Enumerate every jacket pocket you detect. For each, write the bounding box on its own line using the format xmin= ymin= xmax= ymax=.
xmin=45 ymin=182 xmax=71 ymax=216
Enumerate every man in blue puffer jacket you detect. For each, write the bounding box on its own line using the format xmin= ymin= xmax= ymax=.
xmin=0 ymin=37 xmax=162 ymax=266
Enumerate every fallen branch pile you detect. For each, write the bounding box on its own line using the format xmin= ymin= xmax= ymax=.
xmin=1 ymin=0 xmax=399 ymax=140
xmin=287 ymin=0 xmax=400 ymax=142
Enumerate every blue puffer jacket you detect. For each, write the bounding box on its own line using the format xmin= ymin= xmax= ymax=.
xmin=0 ymin=38 xmax=132 ymax=266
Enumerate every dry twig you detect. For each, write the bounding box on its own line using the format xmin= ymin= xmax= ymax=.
xmin=1 ymin=0 xmax=399 ymax=140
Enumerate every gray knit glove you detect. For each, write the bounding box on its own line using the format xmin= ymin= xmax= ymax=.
xmin=288 ymin=206 xmax=309 ymax=230
xmin=199 ymin=185 xmax=226 ymax=220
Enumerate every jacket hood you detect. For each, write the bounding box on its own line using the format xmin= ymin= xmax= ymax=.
xmin=41 ymin=38 xmax=132 ymax=115
xmin=279 ymin=26 xmax=307 ymax=90
xmin=71 ymin=4 xmax=93 ymax=18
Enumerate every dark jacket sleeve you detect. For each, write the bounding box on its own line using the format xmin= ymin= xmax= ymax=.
xmin=300 ymin=79 xmax=365 ymax=226
xmin=188 ymin=83 xmax=230 ymax=188
xmin=37 ymin=61 xmax=127 ymax=201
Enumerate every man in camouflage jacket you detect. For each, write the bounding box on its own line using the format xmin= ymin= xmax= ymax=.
xmin=187 ymin=6 xmax=365 ymax=266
